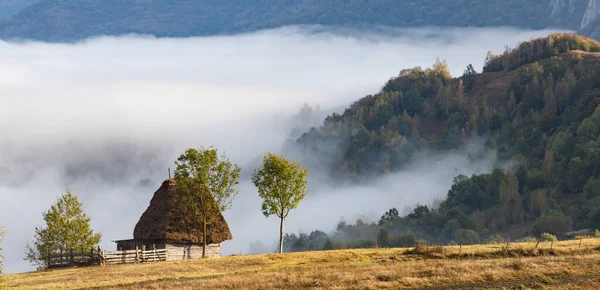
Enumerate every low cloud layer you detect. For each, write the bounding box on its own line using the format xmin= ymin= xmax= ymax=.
xmin=0 ymin=25 xmax=562 ymax=273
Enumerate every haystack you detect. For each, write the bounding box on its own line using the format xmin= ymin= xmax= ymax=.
xmin=133 ymin=179 xmax=233 ymax=244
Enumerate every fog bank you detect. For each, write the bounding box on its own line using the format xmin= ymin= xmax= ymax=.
xmin=0 ymin=25 xmax=562 ymax=273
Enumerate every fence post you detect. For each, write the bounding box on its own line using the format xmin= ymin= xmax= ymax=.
xmin=142 ymin=245 xmax=146 ymax=262
xmin=135 ymin=245 xmax=139 ymax=263
xmin=458 ymin=241 xmax=462 ymax=257
xmin=579 ymin=237 xmax=582 ymax=251
xmin=102 ymin=249 xmax=105 ymax=266
xmin=70 ymin=249 xmax=74 ymax=266
xmin=427 ymin=236 xmax=431 ymax=253
xmin=153 ymin=244 xmax=158 ymax=261
xmin=47 ymin=252 xmax=50 ymax=268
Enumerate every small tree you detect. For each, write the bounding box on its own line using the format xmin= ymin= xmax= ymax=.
xmin=174 ymin=147 xmax=240 ymax=258
xmin=252 ymin=153 xmax=308 ymax=254
xmin=25 ymin=191 xmax=101 ymax=270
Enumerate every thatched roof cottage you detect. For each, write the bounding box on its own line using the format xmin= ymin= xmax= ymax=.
xmin=113 ymin=179 xmax=232 ymax=259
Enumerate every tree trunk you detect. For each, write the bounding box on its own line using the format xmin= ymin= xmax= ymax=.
xmin=279 ymin=217 xmax=284 ymax=254
xmin=202 ymin=215 xmax=207 ymax=258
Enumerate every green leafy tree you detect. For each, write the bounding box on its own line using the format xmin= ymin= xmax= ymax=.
xmin=252 ymin=153 xmax=308 ymax=254
xmin=174 ymin=147 xmax=241 ymax=258
xmin=377 ymin=228 xmax=390 ymax=247
xmin=25 ymin=191 xmax=101 ymax=269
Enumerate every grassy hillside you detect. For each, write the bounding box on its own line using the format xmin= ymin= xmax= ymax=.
xmin=0 ymin=0 xmax=568 ymax=42
xmin=7 ymin=238 xmax=600 ymax=289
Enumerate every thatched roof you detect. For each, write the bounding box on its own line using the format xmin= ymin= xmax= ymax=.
xmin=133 ymin=179 xmax=233 ymax=244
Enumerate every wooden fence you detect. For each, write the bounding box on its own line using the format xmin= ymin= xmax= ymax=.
xmin=47 ymin=248 xmax=103 ymax=269
xmin=47 ymin=246 xmax=167 ymax=269
xmin=102 ymin=246 xmax=167 ymax=265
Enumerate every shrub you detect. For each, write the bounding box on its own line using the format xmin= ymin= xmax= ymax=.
xmin=532 ymin=214 xmax=572 ymax=236
xmin=455 ymin=229 xmax=480 ymax=245
xmin=487 ymin=234 xmax=508 ymax=244
xmin=540 ymin=232 xmax=558 ymax=241
xmin=389 ymin=233 xmax=417 ymax=248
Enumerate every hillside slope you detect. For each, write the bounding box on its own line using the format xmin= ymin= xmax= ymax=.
xmin=0 ymin=0 xmax=578 ymax=42
xmin=290 ymin=34 xmax=600 ymax=247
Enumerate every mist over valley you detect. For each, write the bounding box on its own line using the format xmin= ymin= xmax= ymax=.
xmin=0 ymin=26 xmax=571 ymax=273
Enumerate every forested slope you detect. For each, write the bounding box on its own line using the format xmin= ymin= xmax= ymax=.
xmin=289 ymin=34 xmax=600 ymax=250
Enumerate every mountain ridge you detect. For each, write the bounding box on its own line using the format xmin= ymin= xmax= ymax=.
xmin=0 ymin=0 xmax=588 ymax=42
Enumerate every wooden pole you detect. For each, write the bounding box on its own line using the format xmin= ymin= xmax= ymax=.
xmin=458 ymin=242 xmax=462 ymax=256
xmin=427 ymin=236 xmax=431 ymax=253
xmin=142 ymin=245 xmax=146 ymax=262
xmin=70 ymin=249 xmax=74 ymax=267
xmin=168 ymin=168 xmax=171 ymax=179
xmin=135 ymin=245 xmax=139 ymax=263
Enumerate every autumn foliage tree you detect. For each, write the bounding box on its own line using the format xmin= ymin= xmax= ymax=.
xmin=25 ymin=191 xmax=101 ymax=269
xmin=174 ymin=147 xmax=240 ymax=258
xmin=252 ymin=153 xmax=308 ymax=254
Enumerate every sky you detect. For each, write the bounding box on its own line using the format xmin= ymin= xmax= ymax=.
xmin=0 ymin=25 xmax=564 ymax=273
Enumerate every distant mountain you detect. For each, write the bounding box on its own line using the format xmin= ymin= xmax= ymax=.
xmin=0 ymin=0 xmax=590 ymax=42
xmin=0 ymin=0 xmax=36 ymax=20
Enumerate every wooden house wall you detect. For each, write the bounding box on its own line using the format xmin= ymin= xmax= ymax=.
xmin=165 ymin=242 xmax=222 ymax=260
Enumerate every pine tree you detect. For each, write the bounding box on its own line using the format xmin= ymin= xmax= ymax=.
xmin=457 ymin=79 xmax=465 ymax=109
xmin=25 ymin=191 xmax=101 ymax=269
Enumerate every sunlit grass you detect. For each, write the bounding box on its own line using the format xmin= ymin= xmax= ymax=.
xmin=7 ymin=238 xmax=600 ymax=289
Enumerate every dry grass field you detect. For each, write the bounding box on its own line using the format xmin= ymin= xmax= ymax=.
xmin=6 ymin=238 xmax=600 ymax=289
